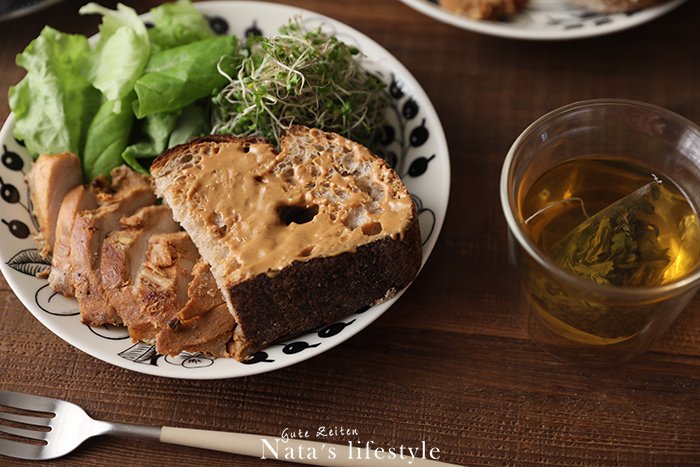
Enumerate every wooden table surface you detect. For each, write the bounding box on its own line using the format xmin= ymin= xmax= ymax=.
xmin=1 ymin=0 xmax=699 ymax=465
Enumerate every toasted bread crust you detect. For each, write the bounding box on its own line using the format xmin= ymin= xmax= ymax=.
xmin=151 ymin=134 xmax=271 ymax=174
xmin=228 ymin=215 xmax=422 ymax=359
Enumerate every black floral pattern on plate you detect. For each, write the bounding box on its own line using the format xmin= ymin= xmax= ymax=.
xmin=2 ymin=145 xmax=24 ymax=172
xmin=118 ymin=342 xmax=161 ymax=366
xmin=242 ymin=351 xmax=275 ymax=365
xmin=381 ymin=75 xmax=437 ymax=181
xmin=407 ymin=154 xmax=435 ymax=177
xmin=282 ymin=341 xmax=320 ymax=355
xmin=1 ymin=144 xmax=38 ymax=238
xmin=527 ymin=1 xmax=644 ymax=30
xmin=2 ymin=219 xmax=30 ymax=239
xmin=207 ymin=15 xmax=229 ymax=35
xmin=119 ymin=343 xmax=215 ymax=368
xmin=165 ymin=352 xmax=215 ymax=368
xmin=6 ymin=248 xmax=50 ymax=277
xmin=412 ymin=194 xmax=436 ymax=246
xmin=382 ymin=76 xmax=411 ymax=174
xmin=318 ymin=319 xmax=356 ymax=339
xmin=35 ymin=284 xmax=79 ymax=317
xmin=1 ymin=170 xmax=32 ymax=238
xmin=245 ymin=20 xmax=263 ymax=37
xmin=88 ymin=323 xmax=129 ymax=340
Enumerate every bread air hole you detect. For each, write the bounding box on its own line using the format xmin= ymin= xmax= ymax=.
xmin=362 ymin=222 xmax=382 ymax=236
xmin=277 ymin=204 xmax=319 ymax=226
xmin=299 ymin=246 xmax=314 ymax=257
xmin=209 ymin=211 xmax=227 ymax=237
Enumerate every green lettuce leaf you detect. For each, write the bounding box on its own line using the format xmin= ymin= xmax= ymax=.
xmin=121 ymin=111 xmax=179 ymax=173
xmin=121 ymin=150 xmax=149 ymax=174
xmin=79 ymin=3 xmax=150 ymax=111
xmin=83 ymin=94 xmax=136 ymax=180
xmin=148 ymin=0 xmax=214 ymax=51
xmin=8 ymin=26 xmax=100 ymax=158
xmin=133 ymin=35 xmax=237 ymax=118
xmin=122 ymin=101 xmax=209 ymax=173
xmin=168 ymin=101 xmax=209 ymax=147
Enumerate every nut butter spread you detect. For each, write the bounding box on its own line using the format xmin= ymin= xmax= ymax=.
xmin=161 ymin=129 xmax=415 ymax=287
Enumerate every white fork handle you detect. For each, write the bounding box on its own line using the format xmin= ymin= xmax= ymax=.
xmin=160 ymin=427 xmax=458 ymax=466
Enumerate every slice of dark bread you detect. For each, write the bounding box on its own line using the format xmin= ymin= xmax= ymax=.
xmin=151 ymin=126 xmax=422 ymax=360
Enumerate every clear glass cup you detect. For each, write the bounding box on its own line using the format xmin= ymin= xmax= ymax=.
xmin=500 ymin=99 xmax=700 ymax=365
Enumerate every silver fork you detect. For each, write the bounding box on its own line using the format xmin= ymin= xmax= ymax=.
xmin=0 ymin=390 xmax=159 ymax=460
xmin=0 ymin=390 xmax=458 ymax=466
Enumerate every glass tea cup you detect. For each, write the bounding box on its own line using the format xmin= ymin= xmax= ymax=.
xmin=500 ymin=99 xmax=700 ymax=365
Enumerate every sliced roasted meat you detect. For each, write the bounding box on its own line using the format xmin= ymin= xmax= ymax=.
xmin=72 ymin=166 xmax=155 ymax=326
xmin=101 ymin=205 xmax=179 ymax=327
xmin=158 ymin=303 xmax=234 ymax=357
xmin=26 ymin=153 xmax=83 ymax=258
xmin=132 ymin=232 xmax=199 ymax=342
xmin=156 ymin=260 xmax=234 ymax=357
xmin=47 ymin=185 xmax=98 ymax=296
xmin=172 ymin=260 xmax=223 ymax=321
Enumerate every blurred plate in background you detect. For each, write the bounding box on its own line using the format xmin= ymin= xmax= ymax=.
xmin=0 ymin=0 xmax=65 ymax=23
xmin=398 ymin=0 xmax=687 ymax=40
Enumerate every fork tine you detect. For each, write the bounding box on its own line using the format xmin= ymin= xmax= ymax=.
xmin=0 ymin=412 xmax=52 ymax=427
xmin=0 ymin=424 xmax=49 ymax=442
xmin=0 ymin=438 xmax=44 ymax=460
xmin=0 ymin=391 xmax=57 ymax=413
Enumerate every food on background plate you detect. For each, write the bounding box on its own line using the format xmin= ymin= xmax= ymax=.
xmin=440 ymin=0 xmax=528 ymax=20
xmin=437 ymin=0 xmax=670 ymax=21
xmin=152 ymin=126 xmax=422 ymax=360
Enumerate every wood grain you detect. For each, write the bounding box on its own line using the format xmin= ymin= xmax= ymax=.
xmin=1 ymin=0 xmax=699 ymax=465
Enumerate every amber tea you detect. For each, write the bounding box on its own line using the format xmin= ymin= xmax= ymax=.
xmin=519 ymin=156 xmax=700 ymax=345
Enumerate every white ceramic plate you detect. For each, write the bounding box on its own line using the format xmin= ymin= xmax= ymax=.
xmin=399 ymin=0 xmax=686 ymax=40
xmin=0 ymin=1 xmax=450 ymax=379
